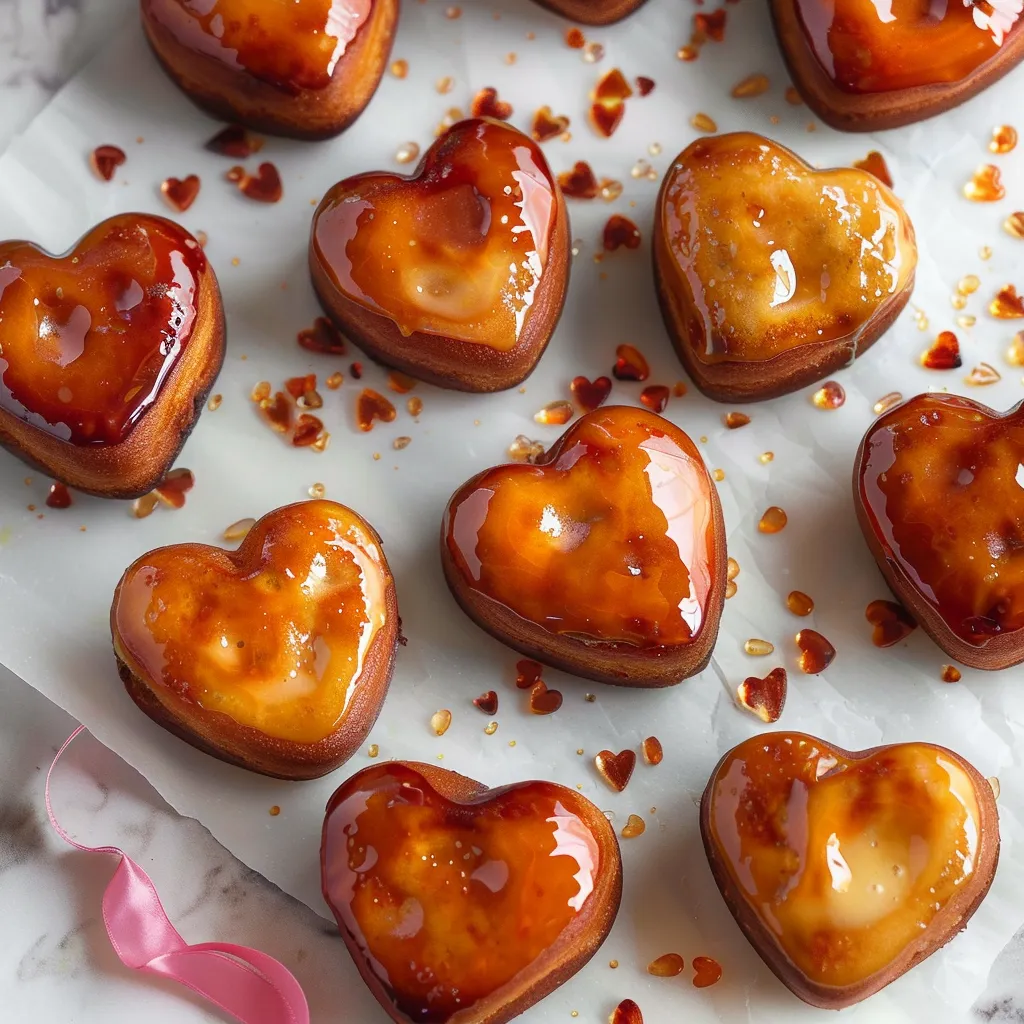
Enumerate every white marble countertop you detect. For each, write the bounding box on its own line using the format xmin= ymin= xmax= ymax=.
xmin=2 ymin=2 xmax=1024 ymax=1022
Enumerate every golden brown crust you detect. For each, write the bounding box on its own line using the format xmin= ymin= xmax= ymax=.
xmin=309 ymin=184 xmax=570 ymax=393
xmin=0 ymin=255 xmax=224 ymax=499
xmin=529 ymin=0 xmax=648 ymax=25
xmin=770 ymin=0 xmax=1024 ymax=132
xmin=140 ymin=0 xmax=398 ymax=140
xmin=699 ymin=738 xmax=1000 ymax=1009
xmin=322 ymin=761 xmax=623 ymax=1024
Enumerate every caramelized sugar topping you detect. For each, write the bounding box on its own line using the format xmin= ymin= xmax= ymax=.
xmin=794 ymin=0 xmax=1020 ymax=94
xmin=444 ymin=406 xmax=721 ymax=649
xmin=707 ymin=733 xmax=983 ymax=988
xmin=322 ymin=763 xmax=602 ymax=1022
xmin=657 ymin=132 xmax=916 ymax=365
xmin=859 ymin=393 xmax=1024 ymax=647
xmin=142 ymin=0 xmax=371 ymax=92
xmin=313 ymin=118 xmax=556 ymax=350
xmin=0 ymin=214 xmax=205 ymax=446
xmin=113 ymin=500 xmax=390 ymax=744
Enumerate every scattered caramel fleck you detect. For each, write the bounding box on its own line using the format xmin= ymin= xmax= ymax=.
xmin=691 ymin=112 xmax=717 ymax=133
xmin=582 ymin=41 xmax=604 ymax=63
xmin=445 ymin=5 xmax=461 ymax=17
xmin=990 ymin=285 xmax=1024 ymax=319
xmin=951 ymin=293 xmax=968 ymax=310
xmin=1004 ymin=212 xmax=1024 ymax=239
xmin=853 ymin=150 xmax=893 ymax=188
xmin=621 ymin=814 xmax=646 ymax=839
xmin=648 ymin=953 xmax=686 ymax=978
xmin=989 ymin=776 xmax=1001 ymax=800
xmin=784 ymin=85 xmax=803 ymax=105
xmin=811 ymin=380 xmax=845 ymax=409
xmin=308 ymin=482 xmax=326 ymax=499
xmin=796 ymin=629 xmax=836 ymax=674
xmin=325 ymin=371 xmax=343 ymax=390
xmin=731 ymin=73 xmax=770 ymax=98
xmin=872 ymin=391 xmax=903 ymax=415
xmin=484 ymin=721 xmax=499 ymax=735
xmin=251 ymin=380 xmax=271 ymax=402
xmin=787 ymin=590 xmax=814 ymax=616
xmin=758 ymin=506 xmax=788 ymax=534
xmin=726 ymin=557 xmax=740 ymax=581
xmin=534 ymin=400 xmax=574 ymax=426
xmin=744 ymin=638 xmax=774 ymax=656
xmin=269 ymin=805 xmax=280 ymax=817
xmin=207 ymin=393 xmax=222 ymax=411
xmin=131 ymin=493 xmax=159 ymax=519
xmin=958 ymin=274 xmax=981 ymax=295
xmin=395 ymin=141 xmax=420 ymax=165
xmin=641 ymin=736 xmax=663 ymax=766
xmin=357 ymin=388 xmax=397 ymax=431
xmin=737 ymin=667 xmax=787 ymax=724
xmin=609 ymin=960 xmax=619 ymax=969
xmin=725 ymin=580 xmax=738 ymax=599
xmin=963 ymin=164 xmax=1005 ymax=202
xmin=393 ymin=436 xmax=412 ymax=450
xmin=407 ymin=395 xmax=423 ymax=417
xmin=1006 ymin=332 xmax=1024 ymax=366
xmin=758 ymin=451 xmax=774 ymax=464
xmin=368 ymin=744 xmax=379 ymax=757
xmin=712 ymin=468 xmax=725 ymax=482
xmin=724 ymin=411 xmax=751 ymax=429
xmin=298 ymin=317 xmax=347 ymax=355
xmin=565 ymin=26 xmax=585 ymax=48
xmin=430 ymin=709 xmax=452 ymax=736
xmin=390 ymin=59 xmax=408 ymax=78
xmin=153 ymin=468 xmax=194 ymax=509
xmin=507 ymin=435 xmax=545 ymax=462
xmin=989 ymin=125 xmax=1018 ymax=154
xmin=223 ymin=516 xmax=256 ymax=541
xmin=435 ymin=75 xmax=454 ymax=94
xmin=921 ymin=330 xmax=962 ymax=370
xmin=964 ymin=361 xmax=1001 ymax=385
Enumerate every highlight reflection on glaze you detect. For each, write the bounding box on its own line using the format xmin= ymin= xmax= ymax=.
xmin=0 ymin=215 xmax=204 ymax=446
xmin=142 ymin=0 xmax=371 ymax=92
xmin=794 ymin=0 xmax=1021 ymax=94
xmin=312 ymin=118 xmax=555 ymax=349
xmin=443 ymin=407 xmax=719 ymax=648
xmin=708 ymin=733 xmax=982 ymax=988
xmin=858 ymin=393 xmax=1024 ymax=646
xmin=322 ymin=763 xmax=600 ymax=1023
xmin=657 ymin=132 xmax=915 ymax=365
xmin=112 ymin=501 xmax=388 ymax=744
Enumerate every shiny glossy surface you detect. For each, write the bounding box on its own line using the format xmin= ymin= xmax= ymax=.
xmin=142 ymin=0 xmax=371 ymax=92
xmin=859 ymin=393 xmax=1024 ymax=646
xmin=113 ymin=501 xmax=389 ymax=745
xmin=322 ymin=763 xmax=601 ymax=1022
xmin=444 ymin=407 xmax=720 ymax=648
xmin=794 ymin=0 xmax=1021 ymax=93
xmin=313 ymin=118 xmax=556 ymax=349
xmin=708 ymin=733 xmax=982 ymax=988
xmin=0 ymin=214 xmax=205 ymax=446
xmin=658 ymin=132 xmax=915 ymax=364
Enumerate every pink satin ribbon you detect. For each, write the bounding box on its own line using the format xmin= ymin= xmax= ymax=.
xmin=46 ymin=726 xmax=311 ymax=1024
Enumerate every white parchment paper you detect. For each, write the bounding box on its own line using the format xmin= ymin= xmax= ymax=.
xmin=0 ymin=2 xmax=1022 ymax=1020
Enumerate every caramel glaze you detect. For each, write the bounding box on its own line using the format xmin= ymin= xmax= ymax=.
xmin=654 ymin=132 xmax=916 ymax=403
xmin=310 ymin=118 xmax=569 ymax=392
xmin=141 ymin=0 xmax=398 ymax=139
xmin=441 ymin=406 xmax=727 ymax=687
xmin=528 ymin=0 xmax=649 ymax=26
xmin=771 ymin=0 xmax=1024 ymax=131
xmin=0 ymin=213 xmax=223 ymax=498
xmin=111 ymin=500 xmax=399 ymax=780
xmin=321 ymin=761 xmax=622 ymax=1024
xmin=855 ymin=392 xmax=1024 ymax=670
xmin=700 ymin=732 xmax=999 ymax=1009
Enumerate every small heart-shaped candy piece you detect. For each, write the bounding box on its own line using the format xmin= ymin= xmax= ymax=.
xmin=701 ymin=732 xmax=999 ymax=1008
xmin=771 ymin=1 xmax=1024 ymax=131
xmin=161 ymin=174 xmax=201 ymax=212
xmin=595 ymin=749 xmax=636 ymax=792
xmin=321 ymin=761 xmax=622 ymax=1024
xmin=470 ymin=86 xmax=513 ymax=121
xmin=865 ymin=599 xmax=916 ymax=648
xmin=229 ymin=161 xmax=283 ymax=203
xmin=141 ymin=0 xmax=398 ymax=138
xmin=205 ymin=123 xmax=264 ymax=158
xmin=442 ymin=406 xmax=727 ymax=686
xmin=515 ymin=658 xmax=544 ymax=689
xmin=0 ymin=214 xmax=224 ymax=497
xmin=736 ymin=667 xmax=787 ymax=723
xmin=612 ymin=343 xmax=649 ymax=382
xmin=111 ymin=500 xmax=399 ymax=779
xmin=528 ymin=0 xmax=648 ymax=24
xmin=654 ymin=132 xmax=917 ymax=402
xmin=855 ymin=392 xmax=1024 ymax=669
xmin=473 ymin=690 xmax=498 ymax=715
xmin=90 ymin=144 xmax=126 ymax=181
xmin=533 ymin=107 xmax=571 ymax=143
xmin=570 ymin=374 xmax=612 ymax=412
xmin=529 ymin=680 xmax=563 ymax=715
xmin=692 ymin=956 xmax=722 ymax=988
xmin=355 ymin=388 xmax=396 ymax=432
xmin=311 ymin=118 xmax=569 ymax=392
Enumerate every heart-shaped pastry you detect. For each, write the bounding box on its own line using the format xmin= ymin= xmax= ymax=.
xmin=653 ymin=132 xmax=917 ymax=402
xmin=111 ymin=500 xmax=398 ymax=780
xmin=310 ymin=118 xmax=569 ymax=392
xmin=321 ymin=760 xmax=622 ymax=1024
xmin=0 ymin=213 xmax=224 ymax=498
xmin=529 ymin=0 xmax=649 ymax=25
xmin=854 ymin=392 xmax=1024 ymax=670
xmin=141 ymin=0 xmax=398 ymax=139
xmin=771 ymin=0 xmax=1024 ymax=131
xmin=701 ymin=732 xmax=999 ymax=1009
xmin=441 ymin=406 xmax=727 ymax=686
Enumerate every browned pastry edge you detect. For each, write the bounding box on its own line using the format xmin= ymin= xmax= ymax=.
xmin=110 ymin=545 xmax=399 ymax=781
xmin=309 ymin=178 xmax=570 ymax=393
xmin=320 ymin=761 xmax=624 ymax=1024
xmin=699 ymin=735 xmax=1000 ymax=1009
xmin=529 ymin=0 xmax=649 ymax=26
xmin=770 ymin=0 xmax=1024 ymax=132
xmin=852 ymin=400 xmax=1024 ymax=670
xmin=651 ymin=167 xmax=915 ymax=404
xmin=140 ymin=0 xmax=398 ymax=140
xmin=438 ymin=441 xmax=727 ymax=687
xmin=0 ymin=249 xmax=225 ymax=499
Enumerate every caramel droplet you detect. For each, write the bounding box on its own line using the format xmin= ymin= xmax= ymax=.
xmin=852 ymin=150 xmax=893 ymax=188
xmin=636 ymin=76 xmax=655 ymax=96
xmin=647 ymin=953 xmax=685 ymax=978
xmin=507 ymin=435 xmax=545 ymax=462
xmin=1004 ymin=212 xmax=1024 ymax=239
xmin=595 ymin=749 xmax=637 ymax=792
xmin=921 ymin=330 xmax=962 ymax=370
xmin=811 ymin=381 xmax=845 ymax=409
xmin=639 ymin=385 xmax=670 ymax=413
xmin=131 ymin=493 xmax=159 ymax=519
xmin=989 ymin=125 xmax=1018 ymax=154
xmin=407 ymin=396 xmax=423 ymax=417
xmin=534 ymin=400 xmax=574 ymax=426
xmin=621 ymin=814 xmax=646 ymax=839
xmin=613 ymin=344 xmax=650 ymax=381
xmin=758 ymin=506 xmax=788 ymax=534
xmin=565 ymin=26 xmax=586 ymax=48
xmin=45 ymin=482 xmax=72 ymax=509
xmin=941 ymin=664 xmax=962 ymax=683
xmin=207 ymin=393 xmax=223 ymax=411
xmin=758 ymin=451 xmax=774 ymax=465
xmin=989 ymin=776 xmax=1001 ymax=800
xmin=866 ymin=599 xmax=917 ymax=647
xmin=736 ymin=668 xmax=787 ymax=724
xmin=484 ymin=721 xmax=499 ymax=735
xmin=744 ymin=638 xmax=774 ymax=656
xmin=725 ymin=580 xmax=738 ymax=599
xmin=395 ymin=141 xmax=420 ymax=165
xmin=963 ymin=164 xmax=1005 ymax=202
xmin=731 ymin=73 xmax=770 ymax=98
xmin=223 ymin=517 xmax=256 ymax=541
xmin=583 ymin=41 xmax=604 ymax=63
xmin=796 ymin=629 xmax=836 ymax=674
xmin=964 ymin=361 xmax=1001 ymax=385
xmin=726 ymin=557 xmax=740 ymax=581
xmin=367 ymin=743 xmax=379 ymax=757
xmin=691 ymin=112 xmax=717 ymax=133
xmin=872 ymin=391 xmax=903 ymax=415
xmin=787 ymin=590 xmax=814 ymax=616
xmin=308 ymin=482 xmax=326 ymax=499
xmin=724 ymin=411 xmax=750 ymax=429
xmin=609 ymin=998 xmax=643 ymax=1024
xmin=692 ymin=956 xmax=723 ymax=988
xmin=430 ymin=709 xmax=452 ymax=736
xmin=269 ymin=805 xmax=280 ymax=817
xmin=390 ymin=59 xmax=408 ymax=78
xmin=990 ymin=285 xmax=1024 ymax=319
xmin=642 ymin=736 xmax=663 ymax=766
xmin=599 ymin=179 xmax=624 ymax=202
xmin=1006 ymin=332 xmax=1024 ymax=366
